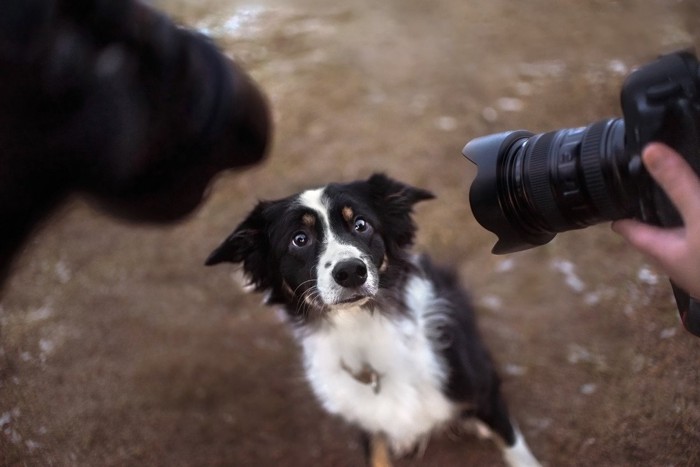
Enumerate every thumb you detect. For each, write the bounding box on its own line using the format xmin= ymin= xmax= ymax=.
xmin=643 ymin=143 xmax=700 ymax=225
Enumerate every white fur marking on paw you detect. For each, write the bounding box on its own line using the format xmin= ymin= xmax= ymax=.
xmin=503 ymin=427 xmax=541 ymax=467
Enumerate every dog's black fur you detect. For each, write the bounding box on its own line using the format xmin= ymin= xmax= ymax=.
xmin=207 ymin=174 xmax=537 ymax=465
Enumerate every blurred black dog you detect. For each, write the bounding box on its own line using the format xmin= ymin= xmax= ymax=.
xmin=0 ymin=0 xmax=270 ymax=285
xmin=207 ymin=174 xmax=540 ymax=466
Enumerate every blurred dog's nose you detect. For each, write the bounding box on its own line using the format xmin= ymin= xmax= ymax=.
xmin=332 ymin=259 xmax=368 ymax=288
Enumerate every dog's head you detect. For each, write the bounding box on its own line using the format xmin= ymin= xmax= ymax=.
xmin=205 ymin=174 xmax=433 ymax=323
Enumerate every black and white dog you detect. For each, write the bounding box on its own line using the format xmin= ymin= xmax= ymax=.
xmin=206 ymin=174 xmax=540 ymax=466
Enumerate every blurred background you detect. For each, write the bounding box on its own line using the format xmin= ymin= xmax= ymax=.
xmin=2 ymin=0 xmax=700 ymax=465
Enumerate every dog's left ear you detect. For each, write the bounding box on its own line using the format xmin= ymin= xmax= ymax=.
xmin=367 ymin=173 xmax=434 ymax=247
xmin=205 ymin=201 xmax=272 ymax=292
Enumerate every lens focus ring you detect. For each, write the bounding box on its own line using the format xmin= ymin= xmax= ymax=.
xmin=525 ymin=132 xmax=569 ymax=230
xmin=580 ymin=120 xmax=619 ymax=220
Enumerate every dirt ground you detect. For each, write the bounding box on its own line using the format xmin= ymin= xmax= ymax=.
xmin=2 ymin=0 xmax=700 ymax=465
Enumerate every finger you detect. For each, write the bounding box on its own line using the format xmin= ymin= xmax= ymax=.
xmin=611 ymin=218 xmax=685 ymax=262
xmin=643 ymin=143 xmax=700 ymax=224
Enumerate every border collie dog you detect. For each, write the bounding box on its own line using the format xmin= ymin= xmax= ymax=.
xmin=206 ymin=174 xmax=539 ymax=466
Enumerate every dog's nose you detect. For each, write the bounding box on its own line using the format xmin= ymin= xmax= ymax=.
xmin=332 ymin=259 xmax=368 ymax=288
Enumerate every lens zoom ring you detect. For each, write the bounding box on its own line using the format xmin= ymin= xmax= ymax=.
xmin=580 ymin=121 xmax=618 ymax=219
xmin=526 ymin=132 xmax=568 ymax=230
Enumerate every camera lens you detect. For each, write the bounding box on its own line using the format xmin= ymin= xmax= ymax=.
xmin=463 ymin=118 xmax=638 ymax=254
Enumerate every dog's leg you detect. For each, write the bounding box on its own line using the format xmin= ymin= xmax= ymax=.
xmin=502 ymin=424 xmax=540 ymax=467
xmin=472 ymin=385 xmax=541 ymax=467
xmin=361 ymin=432 xmax=393 ymax=467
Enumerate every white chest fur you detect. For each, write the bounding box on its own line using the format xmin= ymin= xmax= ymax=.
xmin=300 ymin=275 xmax=456 ymax=454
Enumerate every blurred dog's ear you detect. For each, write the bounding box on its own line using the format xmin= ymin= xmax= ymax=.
xmin=205 ymin=202 xmax=272 ymax=291
xmin=366 ymin=173 xmax=434 ymax=248
xmin=367 ymin=173 xmax=435 ymax=208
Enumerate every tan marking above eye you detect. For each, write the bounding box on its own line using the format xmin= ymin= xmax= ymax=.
xmin=302 ymin=213 xmax=316 ymax=228
xmin=342 ymin=206 xmax=354 ymax=222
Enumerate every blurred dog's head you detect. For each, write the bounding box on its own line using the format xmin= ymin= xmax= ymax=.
xmin=206 ymin=174 xmax=433 ymax=324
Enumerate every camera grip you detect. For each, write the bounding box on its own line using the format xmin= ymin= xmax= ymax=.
xmin=671 ymin=282 xmax=700 ymax=337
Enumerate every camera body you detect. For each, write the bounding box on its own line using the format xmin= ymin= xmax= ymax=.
xmin=620 ymin=50 xmax=700 ymax=227
xmin=463 ymin=50 xmax=700 ymax=335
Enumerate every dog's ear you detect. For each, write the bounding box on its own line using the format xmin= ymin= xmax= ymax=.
xmin=367 ymin=173 xmax=434 ymax=247
xmin=367 ymin=173 xmax=434 ymax=207
xmin=205 ymin=201 xmax=272 ymax=291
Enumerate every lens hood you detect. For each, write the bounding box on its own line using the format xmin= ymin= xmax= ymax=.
xmin=463 ymin=131 xmax=555 ymax=254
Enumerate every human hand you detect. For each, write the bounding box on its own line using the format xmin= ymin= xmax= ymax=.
xmin=612 ymin=143 xmax=700 ymax=298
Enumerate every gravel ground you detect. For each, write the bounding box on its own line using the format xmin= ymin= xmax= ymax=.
xmin=2 ymin=0 xmax=700 ymax=465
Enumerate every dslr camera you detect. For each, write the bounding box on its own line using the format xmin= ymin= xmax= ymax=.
xmin=462 ymin=50 xmax=700 ymax=336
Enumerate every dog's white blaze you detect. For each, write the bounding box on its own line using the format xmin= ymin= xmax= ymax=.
xmin=301 ymin=274 xmax=455 ymax=454
xmin=298 ymin=188 xmax=378 ymax=304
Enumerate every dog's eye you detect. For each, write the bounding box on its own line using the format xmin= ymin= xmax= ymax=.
xmin=292 ymin=231 xmax=310 ymax=248
xmin=354 ymin=217 xmax=371 ymax=234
